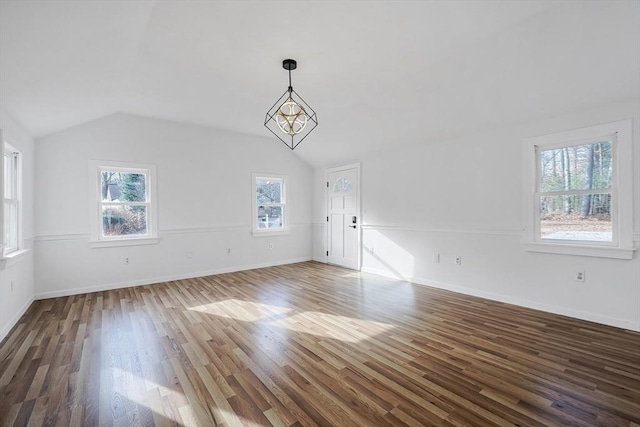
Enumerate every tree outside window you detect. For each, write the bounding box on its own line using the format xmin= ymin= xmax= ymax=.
xmin=538 ymin=141 xmax=613 ymax=242
xmin=100 ymin=170 xmax=148 ymax=236
xmin=89 ymin=160 xmax=158 ymax=246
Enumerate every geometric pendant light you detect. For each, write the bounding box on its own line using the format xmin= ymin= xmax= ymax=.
xmin=264 ymin=59 xmax=318 ymax=150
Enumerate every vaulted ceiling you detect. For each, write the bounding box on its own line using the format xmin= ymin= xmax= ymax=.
xmin=1 ymin=0 xmax=638 ymax=167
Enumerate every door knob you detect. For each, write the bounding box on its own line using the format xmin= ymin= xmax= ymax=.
xmin=349 ymin=225 xmax=357 ymax=228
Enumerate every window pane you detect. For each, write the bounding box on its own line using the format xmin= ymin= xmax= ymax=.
xmin=256 ymin=179 xmax=282 ymax=204
xmin=4 ymin=154 xmax=13 ymax=199
xmin=540 ymin=194 xmax=612 ymax=242
xmin=101 ymin=171 xmax=147 ymax=202
xmin=332 ymin=177 xmax=352 ymax=193
xmin=257 ymin=205 xmax=283 ymax=229
xmin=102 ymin=205 xmax=147 ymax=236
xmin=4 ymin=202 xmax=17 ymax=250
xmin=540 ymin=141 xmax=612 ymax=192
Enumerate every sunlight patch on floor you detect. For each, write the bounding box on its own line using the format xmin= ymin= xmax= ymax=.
xmin=269 ymin=311 xmax=396 ymax=343
xmin=189 ymin=299 xmax=396 ymax=343
xmin=111 ymin=367 xmax=258 ymax=426
xmin=111 ymin=367 xmax=184 ymax=425
xmin=189 ymin=299 xmax=293 ymax=322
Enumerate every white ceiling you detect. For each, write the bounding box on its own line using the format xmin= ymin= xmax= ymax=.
xmin=1 ymin=0 xmax=639 ymax=167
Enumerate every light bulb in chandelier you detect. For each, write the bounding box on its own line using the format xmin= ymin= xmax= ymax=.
xmin=276 ymin=97 xmax=308 ymax=135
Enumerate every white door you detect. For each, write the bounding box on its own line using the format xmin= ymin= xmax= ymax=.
xmin=326 ymin=164 xmax=360 ymax=270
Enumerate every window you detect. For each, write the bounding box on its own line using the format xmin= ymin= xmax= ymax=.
xmin=89 ymin=161 xmax=158 ymax=246
xmin=332 ymin=177 xmax=352 ymax=193
xmin=252 ymin=173 xmax=288 ymax=235
xmin=538 ymin=141 xmax=613 ymax=242
xmin=523 ymin=120 xmax=633 ymax=259
xmin=3 ymin=144 xmax=21 ymax=256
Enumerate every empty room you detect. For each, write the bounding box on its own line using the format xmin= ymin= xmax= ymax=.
xmin=0 ymin=1 xmax=639 ymax=426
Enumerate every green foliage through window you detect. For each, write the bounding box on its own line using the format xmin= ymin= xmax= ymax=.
xmin=99 ymin=169 xmax=149 ymax=237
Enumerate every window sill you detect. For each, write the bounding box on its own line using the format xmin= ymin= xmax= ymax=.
xmin=90 ymin=237 xmax=160 ymax=248
xmin=0 ymin=249 xmax=30 ymax=269
xmin=523 ymin=242 xmax=635 ymax=259
xmin=252 ymin=229 xmax=290 ymax=237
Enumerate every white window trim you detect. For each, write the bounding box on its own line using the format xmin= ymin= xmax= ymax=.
xmin=88 ymin=160 xmax=159 ymax=248
xmin=0 ymin=140 xmax=28 ymax=268
xmin=522 ymin=119 xmax=634 ymax=259
xmin=252 ymin=172 xmax=289 ymax=237
xmin=3 ymin=147 xmax=20 ymax=254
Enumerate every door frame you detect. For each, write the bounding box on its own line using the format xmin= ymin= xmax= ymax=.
xmin=325 ymin=162 xmax=361 ymax=270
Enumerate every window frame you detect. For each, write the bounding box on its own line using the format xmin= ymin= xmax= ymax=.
xmin=522 ymin=119 xmax=634 ymax=259
xmin=2 ymin=143 xmax=21 ymax=257
xmin=252 ymin=173 xmax=289 ymax=236
xmin=89 ymin=160 xmax=159 ymax=247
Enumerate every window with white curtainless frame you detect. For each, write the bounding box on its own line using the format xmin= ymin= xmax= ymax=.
xmin=252 ymin=173 xmax=289 ymax=236
xmin=3 ymin=145 xmax=21 ymax=256
xmin=522 ymin=120 xmax=634 ymax=259
xmin=89 ymin=160 xmax=158 ymax=247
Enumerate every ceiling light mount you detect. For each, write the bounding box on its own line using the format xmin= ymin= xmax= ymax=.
xmin=282 ymin=58 xmax=297 ymax=71
xmin=264 ymin=59 xmax=318 ymax=150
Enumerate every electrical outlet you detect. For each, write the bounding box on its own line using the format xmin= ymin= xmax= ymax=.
xmin=575 ymin=271 xmax=586 ymax=282
xmin=186 ymin=251 xmax=193 ymax=259
xmin=433 ymin=253 xmax=440 ymax=263
xmin=125 ymin=257 xmax=130 ymax=264
xmin=227 ymin=248 xmax=231 ymax=254
xmin=269 ymin=243 xmax=274 ymax=250
xmin=455 ymin=256 xmax=462 ymax=265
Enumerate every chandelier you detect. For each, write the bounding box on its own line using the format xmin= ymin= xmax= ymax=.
xmin=264 ymin=59 xmax=318 ymax=150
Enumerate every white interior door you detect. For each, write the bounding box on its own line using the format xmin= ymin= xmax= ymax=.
xmin=326 ymin=164 xmax=360 ymax=270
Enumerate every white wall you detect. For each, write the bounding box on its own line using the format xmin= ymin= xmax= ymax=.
xmin=315 ymin=99 xmax=640 ymax=331
xmin=311 ymin=167 xmax=329 ymax=262
xmin=35 ymin=113 xmax=312 ymax=298
xmin=0 ymin=111 xmax=36 ymax=342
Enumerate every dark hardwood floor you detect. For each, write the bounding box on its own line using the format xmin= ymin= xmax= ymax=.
xmin=1 ymin=261 xmax=639 ymax=426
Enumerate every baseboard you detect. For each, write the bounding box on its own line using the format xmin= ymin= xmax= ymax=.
xmin=361 ymin=267 xmax=640 ymax=332
xmin=35 ymin=257 xmax=312 ymax=300
xmin=0 ymin=295 xmax=34 ymax=343
xmin=312 ymin=255 xmax=327 ymax=263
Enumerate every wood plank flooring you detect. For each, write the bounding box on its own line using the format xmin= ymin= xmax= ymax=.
xmin=1 ymin=261 xmax=639 ymax=426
